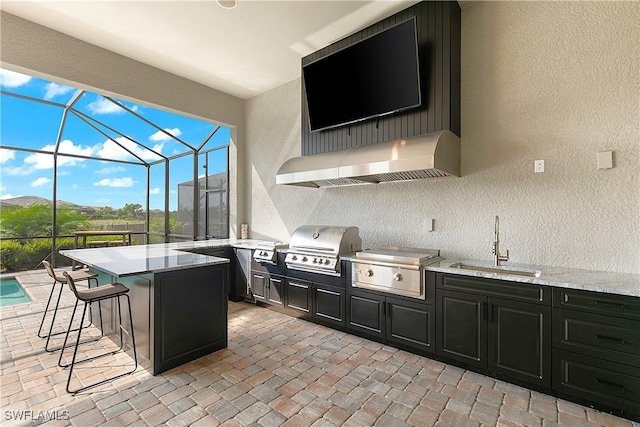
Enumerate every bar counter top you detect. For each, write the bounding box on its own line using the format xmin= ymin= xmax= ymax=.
xmin=60 ymin=238 xmax=280 ymax=278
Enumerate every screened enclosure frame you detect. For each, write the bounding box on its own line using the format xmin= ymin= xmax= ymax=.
xmin=1 ymin=86 xmax=230 ymax=267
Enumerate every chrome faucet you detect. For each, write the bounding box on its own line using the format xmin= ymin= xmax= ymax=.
xmin=492 ymin=215 xmax=509 ymax=266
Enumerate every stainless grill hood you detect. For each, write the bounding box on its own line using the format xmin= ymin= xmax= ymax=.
xmin=276 ymin=130 xmax=460 ymax=188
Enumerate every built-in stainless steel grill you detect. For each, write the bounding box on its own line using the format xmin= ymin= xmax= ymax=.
xmin=285 ymin=225 xmax=362 ymax=276
xmin=253 ymin=242 xmax=289 ymax=264
xmin=352 ymin=247 xmax=442 ymax=299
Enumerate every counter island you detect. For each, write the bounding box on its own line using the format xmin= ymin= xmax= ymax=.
xmin=60 ymin=239 xmax=272 ymax=374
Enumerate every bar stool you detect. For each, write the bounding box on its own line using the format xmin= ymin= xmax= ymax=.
xmin=39 ymin=261 xmax=100 ymax=352
xmin=58 ymin=271 xmax=137 ymax=394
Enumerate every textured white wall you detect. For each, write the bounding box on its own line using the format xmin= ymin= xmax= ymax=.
xmin=245 ymin=1 xmax=640 ymax=273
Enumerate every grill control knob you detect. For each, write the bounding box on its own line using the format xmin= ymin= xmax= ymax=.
xmin=312 ymin=258 xmax=317 ymax=263
xmin=365 ymin=269 xmax=374 ymax=277
xmin=292 ymin=255 xmax=297 ymax=261
xmin=324 ymin=259 xmax=331 ymax=265
xmin=393 ymin=273 xmax=403 ymax=281
xmin=302 ymin=257 xmax=308 ymax=262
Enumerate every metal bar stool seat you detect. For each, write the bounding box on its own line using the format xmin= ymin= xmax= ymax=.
xmin=58 ymin=271 xmax=137 ymax=394
xmin=40 ymin=260 xmax=100 ymax=352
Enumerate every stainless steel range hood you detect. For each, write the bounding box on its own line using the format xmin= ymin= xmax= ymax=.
xmin=276 ymin=130 xmax=460 ymax=188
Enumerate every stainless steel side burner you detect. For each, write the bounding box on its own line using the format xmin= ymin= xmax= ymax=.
xmin=252 ymin=242 xmax=288 ymax=264
xmin=352 ymin=247 xmax=442 ymax=299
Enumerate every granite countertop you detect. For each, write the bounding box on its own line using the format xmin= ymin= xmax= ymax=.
xmin=60 ymin=238 xmax=285 ymax=277
xmin=427 ymin=259 xmax=640 ymax=297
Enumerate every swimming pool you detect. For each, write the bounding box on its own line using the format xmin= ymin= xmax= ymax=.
xmin=0 ymin=277 xmax=32 ymax=307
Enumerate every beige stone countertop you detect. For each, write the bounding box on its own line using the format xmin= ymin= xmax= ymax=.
xmin=427 ymin=259 xmax=640 ymax=298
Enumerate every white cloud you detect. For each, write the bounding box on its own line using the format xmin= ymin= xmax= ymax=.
xmin=31 ymin=177 xmax=52 ymax=187
xmin=0 ymin=149 xmax=15 ymax=164
xmin=44 ymin=82 xmax=76 ymax=100
xmin=97 ymin=137 xmax=163 ymax=162
xmin=0 ymin=193 xmax=20 ymax=200
xmin=3 ymin=140 xmax=94 ymax=176
xmin=0 ymin=69 xmax=32 ymax=87
xmin=149 ymin=187 xmax=160 ymax=195
xmin=96 ymin=165 xmax=126 ymax=175
xmin=86 ymin=97 xmax=125 ymax=115
xmin=149 ymin=128 xmax=182 ymax=142
xmin=93 ymin=177 xmax=135 ymax=188
xmin=23 ymin=139 xmax=94 ymax=171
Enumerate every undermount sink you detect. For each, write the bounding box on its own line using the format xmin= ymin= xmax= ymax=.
xmin=449 ymin=262 xmax=542 ymax=278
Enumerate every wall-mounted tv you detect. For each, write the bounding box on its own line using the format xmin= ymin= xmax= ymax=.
xmin=303 ymin=17 xmax=421 ymax=133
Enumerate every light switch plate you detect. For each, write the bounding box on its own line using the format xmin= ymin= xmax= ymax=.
xmin=597 ymin=151 xmax=613 ymax=169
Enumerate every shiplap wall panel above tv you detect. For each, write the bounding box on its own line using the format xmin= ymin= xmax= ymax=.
xmin=301 ymin=1 xmax=461 ymax=156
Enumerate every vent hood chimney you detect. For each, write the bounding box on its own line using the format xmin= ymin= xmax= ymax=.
xmin=276 ymin=130 xmax=460 ymax=188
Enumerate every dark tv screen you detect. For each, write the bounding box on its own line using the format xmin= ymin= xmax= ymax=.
xmin=303 ymin=18 xmax=421 ymax=132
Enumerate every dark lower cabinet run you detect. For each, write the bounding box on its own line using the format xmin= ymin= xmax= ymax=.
xmin=488 ymin=297 xmax=551 ymax=387
xmin=553 ymin=287 xmax=640 ymax=420
xmin=436 ymin=290 xmax=486 ymax=368
xmin=347 ymin=288 xmax=435 ymax=354
xmin=285 ymin=278 xmax=345 ymax=327
xmin=436 ymin=274 xmax=552 ymax=388
xmin=386 ymin=296 xmax=435 ymax=353
xmin=554 ymin=350 xmax=640 ymax=418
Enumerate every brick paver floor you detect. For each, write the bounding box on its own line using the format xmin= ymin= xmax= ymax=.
xmin=1 ymin=269 xmax=637 ymax=426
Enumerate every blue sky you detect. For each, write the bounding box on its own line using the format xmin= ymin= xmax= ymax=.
xmin=0 ymin=68 xmax=229 ymax=210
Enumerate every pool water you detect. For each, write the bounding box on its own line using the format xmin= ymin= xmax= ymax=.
xmin=0 ymin=278 xmax=32 ymax=307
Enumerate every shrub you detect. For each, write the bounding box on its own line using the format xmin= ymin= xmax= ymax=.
xmin=0 ymin=238 xmax=77 ymax=272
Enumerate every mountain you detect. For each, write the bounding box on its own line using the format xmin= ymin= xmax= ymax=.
xmin=0 ymin=196 xmax=79 ymax=208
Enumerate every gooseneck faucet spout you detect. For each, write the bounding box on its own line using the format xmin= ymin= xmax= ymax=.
xmin=492 ymin=215 xmax=509 ymax=266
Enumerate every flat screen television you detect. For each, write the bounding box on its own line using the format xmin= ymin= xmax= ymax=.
xmin=303 ymin=17 xmax=421 ymax=133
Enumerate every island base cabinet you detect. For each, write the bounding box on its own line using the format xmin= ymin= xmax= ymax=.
xmin=554 ymin=349 xmax=640 ymax=419
xmin=153 ymin=265 xmax=228 ymax=375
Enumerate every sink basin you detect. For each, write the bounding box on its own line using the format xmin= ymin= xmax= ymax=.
xmin=449 ymin=262 xmax=542 ymax=278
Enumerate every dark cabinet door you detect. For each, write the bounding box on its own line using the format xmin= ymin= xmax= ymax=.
xmin=287 ymin=279 xmax=311 ymax=314
xmin=437 ymin=290 xmax=486 ymax=368
xmin=314 ymin=283 xmax=345 ymax=327
xmin=267 ymin=276 xmax=284 ymax=307
xmin=386 ymin=296 xmax=435 ymax=353
xmin=488 ymin=297 xmax=551 ymax=387
xmin=347 ymin=289 xmax=385 ymax=339
xmin=251 ymin=272 xmax=267 ymax=302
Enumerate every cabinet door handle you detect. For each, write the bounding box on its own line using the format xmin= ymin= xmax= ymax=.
xmin=387 ymin=302 xmax=392 ymax=317
xmin=489 ymin=303 xmax=494 ymax=322
xmin=382 ymin=302 xmax=386 ymax=316
xmin=482 ymin=302 xmax=488 ymax=321
xmin=594 ymin=300 xmax=625 ymax=310
xmin=596 ymin=334 xmax=626 ymax=345
xmin=596 ymin=378 xmax=626 ymax=391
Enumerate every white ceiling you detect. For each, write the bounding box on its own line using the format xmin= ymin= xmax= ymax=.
xmin=1 ymin=0 xmax=427 ymax=100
